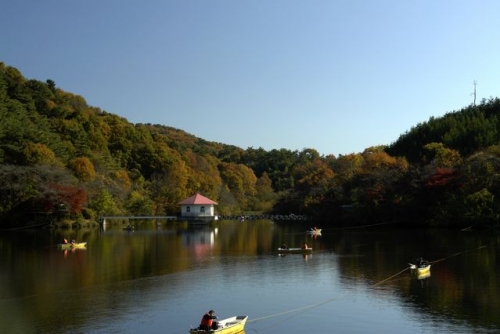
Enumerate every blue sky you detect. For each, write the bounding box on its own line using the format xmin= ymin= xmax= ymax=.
xmin=1 ymin=1 xmax=499 ymax=156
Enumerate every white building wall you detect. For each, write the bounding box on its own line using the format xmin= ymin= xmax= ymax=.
xmin=181 ymin=204 xmax=215 ymax=217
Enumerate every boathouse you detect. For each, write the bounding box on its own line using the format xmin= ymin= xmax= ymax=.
xmin=179 ymin=193 xmax=218 ymax=222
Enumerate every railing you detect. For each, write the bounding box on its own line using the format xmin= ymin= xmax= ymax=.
xmin=99 ymin=216 xmax=178 ymax=223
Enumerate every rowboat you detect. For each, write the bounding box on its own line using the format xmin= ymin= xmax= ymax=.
xmin=57 ymin=242 xmax=87 ymax=250
xmin=410 ymin=264 xmax=431 ymax=274
xmin=278 ymin=247 xmax=313 ymax=254
xmin=409 ymin=263 xmax=431 ymax=279
xmin=307 ymin=228 xmax=322 ymax=234
xmin=190 ymin=315 xmax=248 ymax=334
xmin=307 ymin=230 xmax=322 ymax=238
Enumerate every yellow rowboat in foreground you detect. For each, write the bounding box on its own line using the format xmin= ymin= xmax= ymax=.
xmin=190 ymin=315 xmax=248 ymax=334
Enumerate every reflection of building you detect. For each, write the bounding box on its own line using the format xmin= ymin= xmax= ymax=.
xmin=181 ymin=228 xmax=215 ymax=246
xmin=182 ymin=228 xmax=216 ymax=258
xmin=179 ymin=193 xmax=218 ymax=223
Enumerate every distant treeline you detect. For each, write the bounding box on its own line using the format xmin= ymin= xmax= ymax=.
xmin=1 ymin=62 xmax=500 ymax=229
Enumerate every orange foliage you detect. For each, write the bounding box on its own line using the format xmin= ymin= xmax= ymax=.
xmin=364 ymin=151 xmax=407 ymax=171
xmin=23 ymin=143 xmax=57 ymax=165
xmin=68 ymin=157 xmax=96 ymax=182
xmin=113 ymin=170 xmax=131 ymax=190
xmin=46 ymin=183 xmax=88 ymax=214
xmin=425 ymin=168 xmax=460 ymax=187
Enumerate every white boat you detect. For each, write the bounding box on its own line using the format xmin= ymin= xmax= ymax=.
xmin=306 ymin=228 xmax=322 ymax=234
xmin=190 ymin=315 xmax=248 ymax=334
xmin=278 ymin=247 xmax=313 ymax=254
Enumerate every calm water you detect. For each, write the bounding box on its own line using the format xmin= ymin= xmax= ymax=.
xmin=0 ymin=220 xmax=499 ymax=334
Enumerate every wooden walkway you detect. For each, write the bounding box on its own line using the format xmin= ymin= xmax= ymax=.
xmin=98 ymin=214 xmax=309 ymax=225
xmin=217 ymin=214 xmax=309 ymax=221
xmin=99 ymin=216 xmax=177 ymax=223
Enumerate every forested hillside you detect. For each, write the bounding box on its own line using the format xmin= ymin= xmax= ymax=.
xmin=1 ymin=62 xmax=500 ymax=230
xmin=0 ymin=63 xmax=279 ymax=227
xmin=386 ymin=98 xmax=500 ymax=162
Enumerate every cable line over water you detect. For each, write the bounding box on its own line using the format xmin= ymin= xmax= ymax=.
xmin=247 ymin=243 xmax=489 ymax=332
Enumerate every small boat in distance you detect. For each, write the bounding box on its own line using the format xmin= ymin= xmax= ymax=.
xmin=278 ymin=247 xmax=313 ymax=254
xmin=57 ymin=242 xmax=87 ymax=250
xmin=410 ymin=264 xmax=431 ymax=279
xmin=123 ymin=225 xmax=134 ymax=231
xmin=410 ymin=263 xmax=431 ymax=272
xmin=307 ymin=227 xmax=322 ymax=234
xmin=409 ymin=257 xmax=431 ymax=279
xmin=189 ymin=315 xmax=248 ymax=334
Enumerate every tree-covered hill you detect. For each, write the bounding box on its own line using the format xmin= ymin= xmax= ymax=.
xmin=386 ymin=98 xmax=500 ymax=163
xmin=0 ymin=62 xmax=278 ymax=227
xmin=1 ymin=61 xmax=500 ymax=230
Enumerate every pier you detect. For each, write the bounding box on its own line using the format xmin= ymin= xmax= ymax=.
xmin=99 ymin=216 xmax=178 ymax=225
xmin=217 ymin=214 xmax=309 ymax=221
xmin=98 ymin=213 xmax=309 ymax=226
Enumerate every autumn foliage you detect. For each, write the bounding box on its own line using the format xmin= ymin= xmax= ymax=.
xmin=45 ymin=184 xmax=88 ymax=214
xmin=2 ymin=62 xmax=500 ymax=229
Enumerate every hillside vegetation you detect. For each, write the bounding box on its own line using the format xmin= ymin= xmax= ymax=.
xmin=1 ymin=62 xmax=500 ymax=229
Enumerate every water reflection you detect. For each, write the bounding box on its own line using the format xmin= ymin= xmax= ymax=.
xmin=62 ymin=246 xmax=86 ymax=258
xmin=182 ymin=227 xmax=216 ymax=258
xmin=182 ymin=227 xmax=216 ymax=246
xmin=0 ymin=222 xmax=499 ymax=333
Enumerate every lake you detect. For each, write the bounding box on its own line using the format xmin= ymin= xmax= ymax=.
xmin=0 ymin=220 xmax=499 ymax=334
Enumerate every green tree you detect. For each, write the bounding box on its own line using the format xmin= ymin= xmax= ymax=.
xmin=219 ymin=162 xmax=257 ymax=210
xmin=125 ymin=191 xmax=154 ymax=215
xmin=161 ymin=160 xmax=190 ymax=214
xmin=424 ymin=142 xmax=462 ymax=168
xmin=252 ymin=172 xmax=276 ymax=212
xmin=90 ymin=189 xmax=116 ymax=215
xmin=462 ymin=188 xmax=497 ymax=227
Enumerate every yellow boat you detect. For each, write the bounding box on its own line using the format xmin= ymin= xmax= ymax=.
xmin=190 ymin=315 xmax=248 ymax=334
xmin=57 ymin=242 xmax=87 ymax=250
xmin=409 ymin=263 xmax=431 ymax=279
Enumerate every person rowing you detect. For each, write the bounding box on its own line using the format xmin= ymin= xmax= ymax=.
xmin=198 ymin=310 xmax=218 ymax=331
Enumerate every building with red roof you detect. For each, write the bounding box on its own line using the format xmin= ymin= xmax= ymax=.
xmin=178 ymin=193 xmax=218 ymax=222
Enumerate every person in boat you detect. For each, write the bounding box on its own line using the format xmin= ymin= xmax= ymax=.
xmin=71 ymin=239 xmax=76 ymax=245
xmin=301 ymin=242 xmax=308 ymax=249
xmin=198 ymin=310 xmax=218 ymax=331
xmin=281 ymin=243 xmax=288 ymax=250
xmin=416 ymin=257 xmax=428 ymax=268
xmin=63 ymin=238 xmax=68 ymax=244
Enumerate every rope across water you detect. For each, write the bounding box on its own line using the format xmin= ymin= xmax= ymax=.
xmin=247 ymin=243 xmax=489 ymax=331
xmin=248 ymin=297 xmax=340 ymax=323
